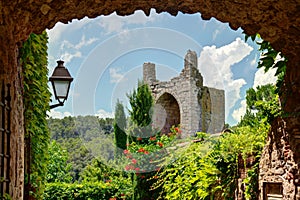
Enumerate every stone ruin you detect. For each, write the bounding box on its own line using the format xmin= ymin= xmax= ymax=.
xmin=143 ymin=50 xmax=225 ymax=137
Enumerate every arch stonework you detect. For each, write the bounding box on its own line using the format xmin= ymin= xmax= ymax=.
xmin=145 ymin=50 xmax=225 ymax=137
xmin=0 ymin=1 xmax=299 ymax=199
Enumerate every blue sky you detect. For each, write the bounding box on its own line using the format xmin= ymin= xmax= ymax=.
xmin=47 ymin=9 xmax=277 ymax=125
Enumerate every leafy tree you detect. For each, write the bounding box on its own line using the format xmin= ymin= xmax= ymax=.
xmin=114 ymin=99 xmax=127 ymax=155
xmin=239 ymin=84 xmax=281 ymax=126
xmin=245 ymin=34 xmax=287 ymax=93
xmin=59 ymin=137 xmax=94 ymax=182
xmin=79 ymin=158 xmax=134 ymax=199
xmin=46 ymin=141 xmax=72 ymax=183
xmin=127 ymin=80 xmax=153 ymax=127
xmin=81 ymin=159 xmax=121 ymax=182
xmin=47 ymin=116 xmax=115 ymax=182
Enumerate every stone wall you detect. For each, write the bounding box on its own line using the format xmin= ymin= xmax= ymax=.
xmin=259 ymin=117 xmax=300 ymax=200
xmin=206 ymin=87 xmax=225 ymax=134
xmin=0 ymin=26 xmax=25 ymax=200
xmin=144 ymin=50 xmax=225 ymax=136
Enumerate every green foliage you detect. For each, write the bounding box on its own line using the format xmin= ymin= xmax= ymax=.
xmin=47 ymin=116 xmax=114 ymax=182
xmin=114 ymin=99 xmax=127 ymax=155
xmin=243 ymin=161 xmax=260 ymax=200
xmin=151 ymin=135 xmax=218 ymax=199
xmin=239 ymin=84 xmax=281 ymax=126
xmin=20 ymin=32 xmax=51 ymax=198
xmin=43 ymin=181 xmax=133 ymax=200
xmin=46 ymin=141 xmax=72 ymax=183
xmin=45 ymin=157 xmax=134 ymax=199
xmin=153 ymin=123 xmax=269 ymax=199
xmin=127 ymin=80 xmax=153 ymax=128
xmin=123 ymin=126 xmax=181 ymax=200
xmin=80 ymin=159 xmax=134 ymax=198
xmin=245 ymin=34 xmax=287 ymax=93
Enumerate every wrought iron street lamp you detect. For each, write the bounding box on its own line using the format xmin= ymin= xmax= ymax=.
xmin=49 ymin=60 xmax=73 ymax=109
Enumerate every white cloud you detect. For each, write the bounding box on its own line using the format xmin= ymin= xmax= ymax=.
xmin=250 ymin=54 xmax=258 ymax=66
xmin=57 ymin=35 xmax=98 ymax=64
xmin=232 ymin=99 xmax=247 ymax=122
xmin=109 ymin=68 xmax=127 ymax=83
xmin=47 ymin=17 xmax=91 ymax=44
xmin=60 ymin=51 xmax=82 ymax=64
xmin=47 ymin=110 xmax=72 ymax=119
xmin=74 ymin=36 xmax=98 ymax=50
xmin=198 ymin=37 xmax=253 ymax=120
xmin=117 ymin=29 xmax=131 ymax=44
xmin=232 ymin=67 xmax=277 ymax=123
xmin=212 ymin=29 xmax=220 ymax=41
xmin=98 ymin=10 xmax=158 ymax=34
xmin=47 ymin=22 xmax=67 ymax=44
xmin=96 ymin=109 xmax=114 ymax=118
xmin=253 ymin=67 xmax=277 ymax=89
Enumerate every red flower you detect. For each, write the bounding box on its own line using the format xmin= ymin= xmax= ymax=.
xmin=141 ymin=175 xmax=145 ymax=179
xmin=126 ymin=155 xmax=133 ymax=159
xmin=109 ymin=198 xmax=117 ymax=200
xmin=157 ymin=141 xmax=163 ymax=147
xmin=135 ymin=167 xmax=140 ymax=172
xmin=124 ymin=165 xmax=130 ymax=171
xmin=123 ymin=149 xmax=130 ymax=154
xmin=137 ymin=137 xmax=142 ymax=141
xmin=175 ymin=127 xmax=179 ymax=132
xmin=144 ymin=151 xmax=149 ymax=155
xmin=131 ymin=159 xmax=137 ymax=164
xmin=150 ymin=136 xmax=156 ymax=141
xmin=125 ymin=165 xmax=134 ymax=171
xmin=138 ymin=148 xmax=145 ymax=153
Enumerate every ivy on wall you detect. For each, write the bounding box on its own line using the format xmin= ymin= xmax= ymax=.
xmin=19 ymin=32 xmax=51 ymax=199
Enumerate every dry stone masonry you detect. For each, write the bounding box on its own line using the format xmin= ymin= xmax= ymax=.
xmin=143 ymin=50 xmax=225 ymax=137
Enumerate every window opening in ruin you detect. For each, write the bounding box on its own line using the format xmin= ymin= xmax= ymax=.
xmin=263 ymin=182 xmax=283 ymax=200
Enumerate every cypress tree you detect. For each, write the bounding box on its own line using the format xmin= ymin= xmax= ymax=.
xmin=114 ymin=99 xmax=127 ymax=155
xmin=127 ymin=80 xmax=153 ymax=127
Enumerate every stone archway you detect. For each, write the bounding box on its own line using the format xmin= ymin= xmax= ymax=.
xmin=0 ymin=1 xmax=299 ymax=199
xmin=154 ymin=93 xmax=180 ymax=134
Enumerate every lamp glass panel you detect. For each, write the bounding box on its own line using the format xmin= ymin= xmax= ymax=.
xmin=53 ymin=80 xmax=70 ymax=99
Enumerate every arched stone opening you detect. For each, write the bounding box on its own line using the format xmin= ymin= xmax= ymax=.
xmin=154 ymin=93 xmax=180 ymax=134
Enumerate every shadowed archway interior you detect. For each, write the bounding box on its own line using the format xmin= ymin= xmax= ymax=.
xmin=154 ymin=93 xmax=180 ymax=134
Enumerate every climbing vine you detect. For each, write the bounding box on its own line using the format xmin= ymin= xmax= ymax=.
xmin=245 ymin=34 xmax=287 ymax=93
xmin=20 ymin=32 xmax=51 ymax=199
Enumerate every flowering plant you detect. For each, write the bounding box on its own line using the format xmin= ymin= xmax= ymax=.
xmin=123 ymin=125 xmax=181 ymax=174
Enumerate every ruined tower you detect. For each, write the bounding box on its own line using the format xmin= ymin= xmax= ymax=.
xmin=143 ymin=50 xmax=225 ymax=137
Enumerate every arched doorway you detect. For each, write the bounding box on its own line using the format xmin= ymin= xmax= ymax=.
xmin=154 ymin=93 xmax=180 ymax=134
